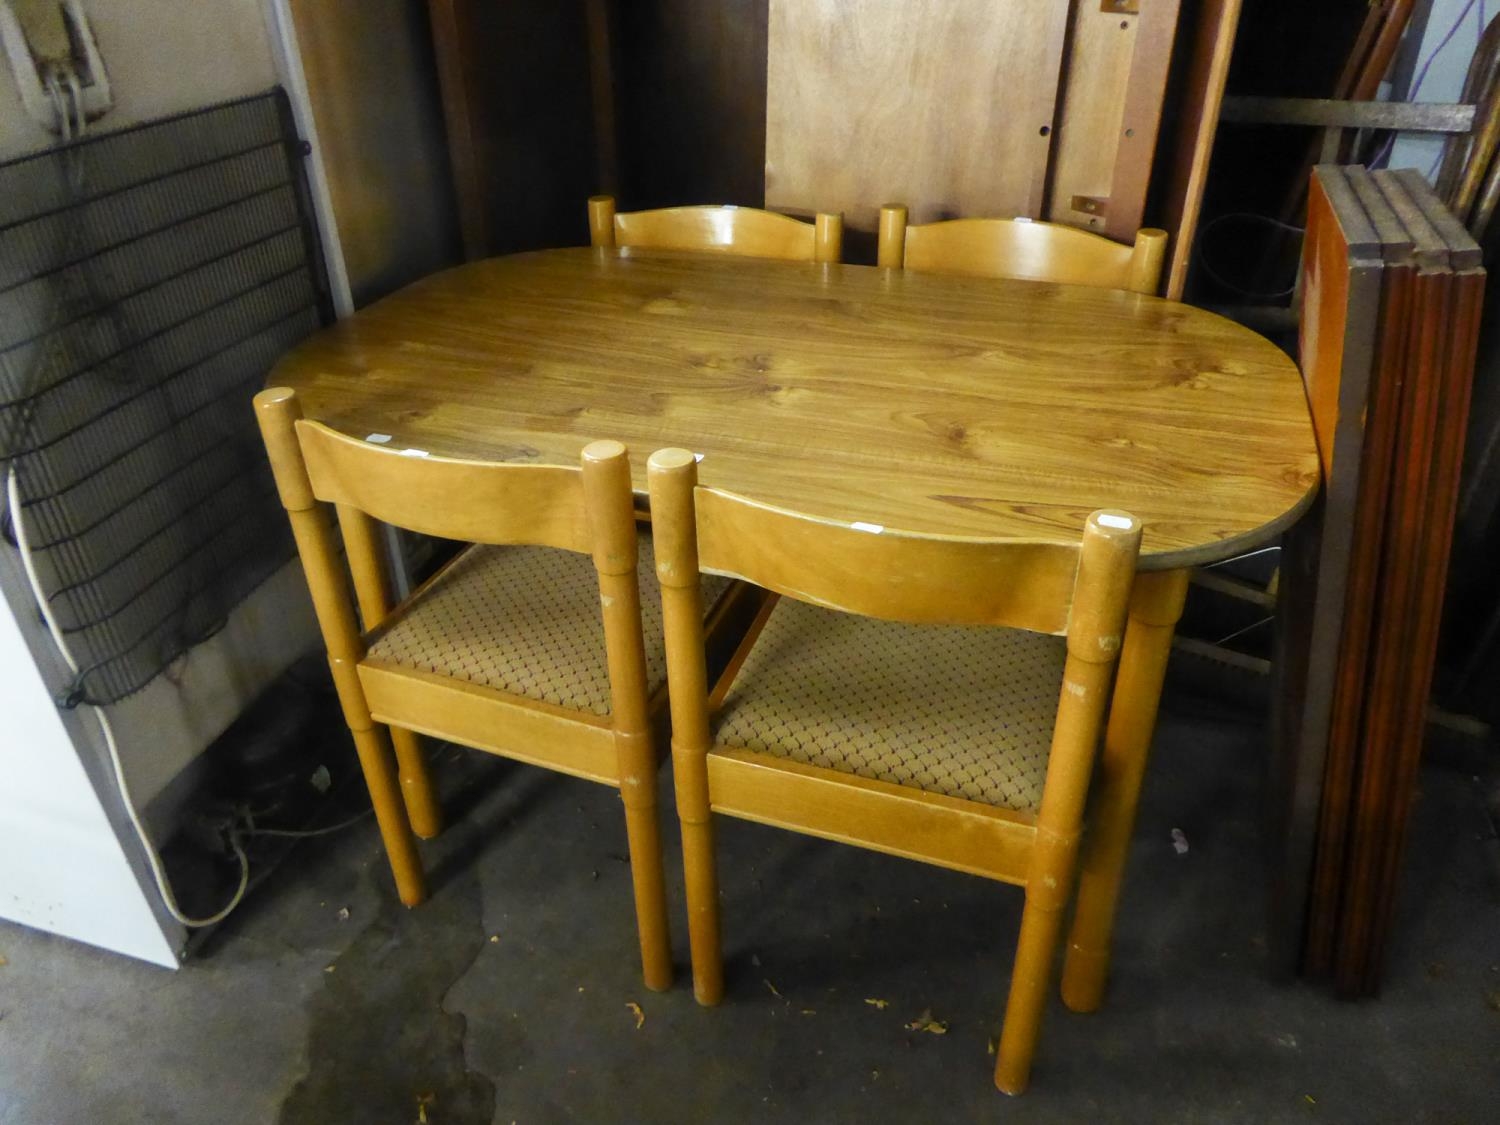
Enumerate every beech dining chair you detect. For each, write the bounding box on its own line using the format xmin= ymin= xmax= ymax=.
xmin=589 ymin=195 xmax=843 ymax=263
xmin=647 ymin=447 xmax=1146 ymax=1094
xmin=253 ymin=388 xmax=733 ymax=990
xmin=877 ymin=204 xmax=1168 ymax=295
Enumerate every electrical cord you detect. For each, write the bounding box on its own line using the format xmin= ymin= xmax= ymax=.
xmin=239 ymin=808 xmax=373 ymax=839
xmin=1195 ymin=211 xmax=1307 ymax=301
xmin=7 ymin=466 xmax=248 ymax=927
xmin=1369 ymin=0 xmax=1486 ymax=173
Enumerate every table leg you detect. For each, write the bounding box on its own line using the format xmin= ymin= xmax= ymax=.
xmin=1060 ymin=567 xmax=1189 ymax=1012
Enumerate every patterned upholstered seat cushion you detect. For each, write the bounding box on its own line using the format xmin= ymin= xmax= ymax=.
xmin=365 ymin=538 xmax=729 ymax=716
xmin=712 ymin=598 xmax=1068 ymax=812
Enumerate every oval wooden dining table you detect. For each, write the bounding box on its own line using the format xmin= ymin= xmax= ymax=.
xmin=270 ymin=247 xmax=1318 ymax=565
xmin=266 ymin=245 xmax=1319 ymax=1010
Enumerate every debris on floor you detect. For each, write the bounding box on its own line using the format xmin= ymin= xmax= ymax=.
xmin=905 ymin=1008 xmax=948 ymax=1035
xmin=1171 ymin=828 xmax=1190 ymax=855
xmin=626 ymin=1002 xmax=645 ymax=1029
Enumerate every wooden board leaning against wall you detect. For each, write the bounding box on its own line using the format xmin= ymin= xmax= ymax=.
xmin=426 ymin=0 xmax=1243 ymax=298
xmin=764 ymin=0 xmax=1239 ymax=296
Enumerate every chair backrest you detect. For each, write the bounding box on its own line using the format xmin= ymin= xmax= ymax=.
xmin=646 ymin=447 xmax=1140 ymax=642
xmin=877 ymin=204 xmax=1168 ymax=295
xmin=589 ymin=195 xmax=843 ymax=263
xmin=254 ymin=385 xmax=641 ymax=601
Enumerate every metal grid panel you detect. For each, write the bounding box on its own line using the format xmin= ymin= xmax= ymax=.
xmin=0 ymin=90 xmax=331 ymax=705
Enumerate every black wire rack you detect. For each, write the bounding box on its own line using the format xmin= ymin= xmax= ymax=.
xmin=0 ymin=89 xmax=332 ymax=706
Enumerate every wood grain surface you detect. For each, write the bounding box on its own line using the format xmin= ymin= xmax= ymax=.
xmin=268 ymin=247 xmax=1318 ymax=568
xmin=1158 ymin=0 xmax=1243 ymax=300
xmin=764 ymin=0 xmax=1071 ymax=228
xmin=1290 ymin=167 xmax=1392 ymax=978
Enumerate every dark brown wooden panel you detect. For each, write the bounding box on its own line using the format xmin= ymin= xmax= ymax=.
xmin=613 ymin=0 xmax=769 ymax=210
xmin=1269 ymin=166 xmax=1382 ymax=977
xmin=430 ymin=0 xmax=598 ymax=257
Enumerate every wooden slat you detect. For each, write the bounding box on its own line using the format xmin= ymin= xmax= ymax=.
xmin=1048 ymin=2 xmax=1144 ymax=232
xmin=707 ymin=747 xmax=1037 ymax=884
xmin=360 ymin=661 xmax=620 ymax=786
xmin=1158 ymin=0 xmax=1244 ymax=299
xmin=1104 ymin=0 xmax=1183 ymax=243
xmin=1220 ymin=97 xmax=1475 ymax=133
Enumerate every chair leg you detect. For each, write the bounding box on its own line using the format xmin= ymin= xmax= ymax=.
xmin=1061 ymin=569 xmax=1188 ymax=1013
xmin=679 ymin=811 xmax=724 ymax=1005
xmin=349 ymin=723 xmax=428 ymax=907
xmin=622 ymin=799 xmax=674 ymax=991
xmin=255 ymin=390 xmax=426 ymax=907
xmin=390 ymin=727 xmax=444 ymax=839
xmin=995 ymin=893 xmax=1067 ymax=1095
xmin=616 ymin=723 xmax=673 ymax=992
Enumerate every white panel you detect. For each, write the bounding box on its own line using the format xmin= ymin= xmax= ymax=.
xmin=0 ymin=551 xmax=179 ymax=968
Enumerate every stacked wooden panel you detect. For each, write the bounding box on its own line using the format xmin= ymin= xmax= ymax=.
xmin=1276 ymin=166 xmax=1485 ymax=994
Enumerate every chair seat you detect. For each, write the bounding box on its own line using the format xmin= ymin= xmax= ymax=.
xmin=713 ymin=598 xmax=1068 ymax=812
xmin=365 ymin=537 xmax=730 ymax=716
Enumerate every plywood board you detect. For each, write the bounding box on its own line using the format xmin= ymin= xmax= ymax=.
xmin=1298 ymin=165 xmax=1413 ymax=978
xmin=1159 ymin=0 xmax=1244 ymax=299
xmin=1269 ymin=166 xmax=1382 ymax=975
xmin=1103 ymin=0 xmax=1184 ymax=242
xmin=1327 ymin=171 xmax=1448 ymax=995
xmin=765 ymin=0 xmax=1071 ymax=230
xmin=1047 ymin=2 xmax=1141 ymax=232
xmin=1344 ymin=169 xmax=1483 ymax=995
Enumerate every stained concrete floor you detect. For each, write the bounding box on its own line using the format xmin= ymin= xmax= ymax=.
xmin=2 ymin=695 xmax=1498 ymax=1124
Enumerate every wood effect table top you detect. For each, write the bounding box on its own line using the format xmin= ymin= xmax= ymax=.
xmin=269 ymin=247 xmax=1319 ymax=568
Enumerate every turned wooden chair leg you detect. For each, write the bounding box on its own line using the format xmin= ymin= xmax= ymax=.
xmin=678 ymin=789 xmax=724 ymax=1005
xmin=995 ymin=890 xmax=1069 ymax=1095
xmin=336 ymin=503 xmax=444 ymax=840
xmin=1061 ymin=569 xmax=1189 ymax=1013
xmin=649 ymin=447 xmax=725 ymax=1005
xmin=621 ymin=786 xmax=673 ymax=991
xmin=585 ymin=439 xmax=673 ymax=990
xmin=256 ymin=388 xmax=428 ymax=908
xmin=346 ymin=716 xmax=428 ymax=907
xmin=996 ymin=511 xmax=1141 ymax=1094
xmin=388 ymin=727 xmax=443 ymax=840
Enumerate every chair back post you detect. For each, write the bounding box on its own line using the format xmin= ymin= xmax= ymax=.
xmin=877 ymin=203 xmax=908 ymax=268
xmin=252 ymin=387 xmax=426 ymax=905
xmin=589 ymin=194 xmax=617 ymax=248
xmin=814 ymin=212 xmax=844 ymax=263
xmin=581 ymin=440 xmax=650 ymax=745
xmin=1126 ymin=228 xmax=1169 ymax=295
xmin=648 ymin=446 xmax=725 ymax=1003
xmin=1044 ymin=509 xmax=1143 ymax=823
xmin=583 ymin=438 xmax=673 ymax=991
xmin=995 ymin=508 xmax=1139 ymax=1094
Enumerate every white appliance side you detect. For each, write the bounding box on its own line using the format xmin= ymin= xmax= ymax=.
xmin=0 ymin=547 xmax=181 ymax=968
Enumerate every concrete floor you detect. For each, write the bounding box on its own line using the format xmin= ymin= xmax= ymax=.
xmin=2 ymin=696 xmax=1497 ymax=1124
